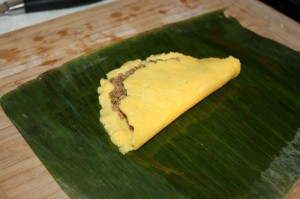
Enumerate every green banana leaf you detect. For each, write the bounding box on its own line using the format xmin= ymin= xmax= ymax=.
xmin=1 ymin=10 xmax=300 ymax=199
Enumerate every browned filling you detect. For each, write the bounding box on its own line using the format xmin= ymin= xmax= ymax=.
xmin=109 ymin=57 xmax=180 ymax=121
xmin=109 ymin=63 xmax=146 ymax=120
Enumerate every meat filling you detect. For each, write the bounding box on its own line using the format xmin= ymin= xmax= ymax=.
xmin=109 ymin=63 xmax=146 ymax=120
xmin=109 ymin=57 xmax=180 ymax=122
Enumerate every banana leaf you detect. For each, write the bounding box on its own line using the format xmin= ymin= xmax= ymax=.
xmin=1 ymin=10 xmax=300 ymax=199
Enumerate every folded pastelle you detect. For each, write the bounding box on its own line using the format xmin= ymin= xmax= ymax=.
xmin=98 ymin=52 xmax=241 ymax=154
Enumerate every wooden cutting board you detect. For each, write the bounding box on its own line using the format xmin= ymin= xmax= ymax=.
xmin=0 ymin=0 xmax=299 ymax=198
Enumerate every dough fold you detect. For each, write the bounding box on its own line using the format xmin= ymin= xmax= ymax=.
xmin=98 ymin=52 xmax=241 ymax=154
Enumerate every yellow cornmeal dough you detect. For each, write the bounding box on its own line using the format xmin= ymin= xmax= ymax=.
xmin=98 ymin=52 xmax=241 ymax=154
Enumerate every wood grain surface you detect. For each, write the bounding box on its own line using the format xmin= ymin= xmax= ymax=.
xmin=0 ymin=0 xmax=299 ymax=198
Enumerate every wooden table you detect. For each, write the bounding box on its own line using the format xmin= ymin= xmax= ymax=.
xmin=0 ymin=0 xmax=299 ymax=198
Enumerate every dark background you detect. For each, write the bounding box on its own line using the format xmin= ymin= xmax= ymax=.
xmin=260 ymin=0 xmax=300 ymax=23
